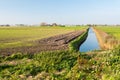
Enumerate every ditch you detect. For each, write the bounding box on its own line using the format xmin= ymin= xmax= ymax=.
xmin=79 ymin=27 xmax=100 ymax=52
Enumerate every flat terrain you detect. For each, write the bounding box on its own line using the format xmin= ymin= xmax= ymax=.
xmin=0 ymin=26 xmax=120 ymax=80
xmin=0 ymin=26 xmax=86 ymax=55
xmin=0 ymin=26 xmax=86 ymax=49
xmin=96 ymin=26 xmax=120 ymax=40
xmin=0 ymin=30 xmax=85 ymax=56
xmin=93 ymin=26 xmax=120 ymax=49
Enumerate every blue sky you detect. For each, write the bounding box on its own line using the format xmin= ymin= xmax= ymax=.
xmin=0 ymin=0 xmax=120 ymax=25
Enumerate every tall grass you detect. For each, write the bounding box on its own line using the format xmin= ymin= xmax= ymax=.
xmin=95 ymin=26 xmax=120 ymax=49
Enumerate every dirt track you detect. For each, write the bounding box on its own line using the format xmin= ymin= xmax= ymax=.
xmin=0 ymin=30 xmax=85 ymax=56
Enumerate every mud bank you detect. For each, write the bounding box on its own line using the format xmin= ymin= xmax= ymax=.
xmin=0 ymin=30 xmax=85 ymax=56
xmin=93 ymin=27 xmax=119 ymax=50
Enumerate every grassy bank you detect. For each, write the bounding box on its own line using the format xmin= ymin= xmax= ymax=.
xmin=69 ymin=28 xmax=88 ymax=52
xmin=0 ymin=51 xmax=79 ymax=80
xmin=94 ymin=26 xmax=120 ymax=49
xmin=96 ymin=26 xmax=120 ymax=40
xmin=0 ymin=46 xmax=120 ymax=80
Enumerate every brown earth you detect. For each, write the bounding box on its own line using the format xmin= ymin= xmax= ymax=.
xmin=0 ymin=30 xmax=85 ymax=56
xmin=93 ymin=27 xmax=119 ymax=50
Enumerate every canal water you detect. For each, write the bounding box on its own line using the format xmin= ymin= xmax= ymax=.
xmin=79 ymin=27 xmax=100 ymax=52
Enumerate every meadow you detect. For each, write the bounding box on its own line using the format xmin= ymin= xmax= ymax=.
xmin=0 ymin=26 xmax=86 ymax=49
xmin=0 ymin=26 xmax=120 ymax=80
xmin=93 ymin=26 xmax=120 ymax=49
xmin=97 ymin=26 xmax=120 ymax=40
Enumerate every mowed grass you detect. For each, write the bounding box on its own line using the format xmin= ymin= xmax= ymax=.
xmin=0 ymin=26 xmax=86 ymax=49
xmin=97 ymin=26 xmax=120 ymax=40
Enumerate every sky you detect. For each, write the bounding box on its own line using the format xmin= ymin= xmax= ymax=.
xmin=0 ymin=0 xmax=120 ymax=25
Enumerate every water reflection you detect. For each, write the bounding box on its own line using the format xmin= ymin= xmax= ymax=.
xmin=79 ymin=27 xmax=100 ymax=52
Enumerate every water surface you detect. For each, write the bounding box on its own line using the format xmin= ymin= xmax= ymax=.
xmin=79 ymin=27 xmax=100 ymax=52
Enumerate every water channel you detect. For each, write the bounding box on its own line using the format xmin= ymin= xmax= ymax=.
xmin=79 ymin=27 xmax=100 ymax=52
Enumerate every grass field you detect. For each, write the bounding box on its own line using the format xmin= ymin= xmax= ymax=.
xmin=96 ymin=26 xmax=120 ymax=40
xmin=0 ymin=26 xmax=120 ymax=80
xmin=0 ymin=26 xmax=86 ymax=49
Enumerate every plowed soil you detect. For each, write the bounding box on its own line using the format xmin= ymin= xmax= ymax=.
xmin=0 ymin=30 xmax=85 ymax=56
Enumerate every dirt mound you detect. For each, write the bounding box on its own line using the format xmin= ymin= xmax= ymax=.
xmin=0 ymin=30 xmax=85 ymax=56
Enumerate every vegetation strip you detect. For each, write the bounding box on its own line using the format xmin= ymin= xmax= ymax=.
xmin=69 ymin=28 xmax=89 ymax=52
xmin=93 ymin=27 xmax=119 ymax=50
xmin=0 ymin=46 xmax=120 ymax=80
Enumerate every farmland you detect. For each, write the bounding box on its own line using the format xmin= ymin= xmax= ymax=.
xmin=0 ymin=0 xmax=120 ymax=80
xmin=0 ymin=43 xmax=119 ymax=80
xmin=97 ymin=26 xmax=120 ymax=40
xmin=0 ymin=26 xmax=87 ymax=56
xmin=0 ymin=26 xmax=86 ymax=49
xmin=0 ymin=26 xmax=120 ymax=80
xmin=93 ymin=26 xmax=120 ymax=50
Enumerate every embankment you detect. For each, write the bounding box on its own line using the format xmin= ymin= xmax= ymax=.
xmin=69 ymin=28 xmax=89 ymax=52
xmin=93 ymin=27 xmax=119 ymax=50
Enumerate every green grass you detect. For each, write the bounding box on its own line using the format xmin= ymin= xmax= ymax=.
xmin=0 ymin=51 xmax=79 ymax=80
xmin=69 ymin=29 xmax=88 ymax=52
xmin=0 ymin=47 xmax=120 ymax=80
xmin=0 ymin=26 xmax=120 ymax=80
xmin=96 ymin=26 xmax=120 ymax=40
xmin=0 ymin=26 xmax=86 ymax=49
xmin=67 ymin=46 xmax=120 ymax=80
